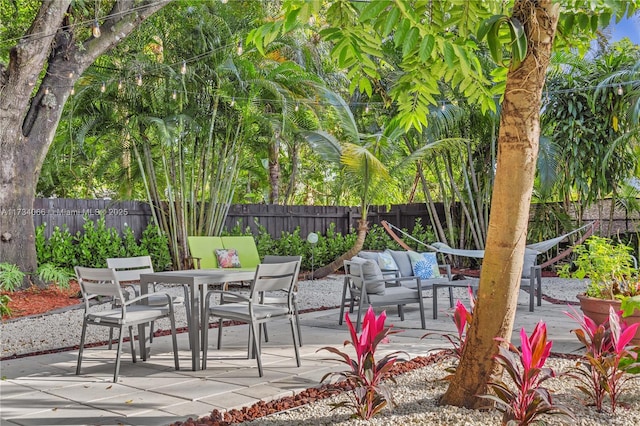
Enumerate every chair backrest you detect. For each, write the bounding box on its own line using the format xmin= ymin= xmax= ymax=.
xmin=75 ymin=266 xmax=124 ymax=306
xmin=221 ymin=236 xmax=261 ymax=269
xmin=187 ymin=236 xmax=224 ymax=269
xmin=107 ymin=256 xmax=154 ymax=283
xmin=262 ymin=255 xmax=302 ymax=290
xmin=249 ymin=261 xmax=299 ymax=302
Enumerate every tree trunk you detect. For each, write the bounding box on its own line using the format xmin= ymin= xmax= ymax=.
xmin=309 ymin=217 xmax=368 ymax=279
xmin=440 ymin=0 xmax=560 ymax=408
xmin=269 ymin=136 xmax=281 ymax=204
xmin=0 ymin=1 xmax=169 ymax=287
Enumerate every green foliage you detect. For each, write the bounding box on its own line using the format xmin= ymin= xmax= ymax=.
xmin=253 ymin=221 xmax=435 ymax=271
xmin=121 ymin=226 xmax=146 ymax=257
xmin=75 ymin=215 xmax=123 ymax=268
xmin=139 ymin=223 xmax=172 ymax=272
xmin=36 ymin=263 xmax=73 ymax=289
xmin=0 ymin=263 xmax=25 ymax=292
xmin=36 ymin=224 xmax=76 ymax=272
xmin=35 ymin=220 xmax=170 ymax=272
xmin=558 ymin=236 xmax=638 ymax=299
xmin=0 ymin=293 xmax=11 ymax=316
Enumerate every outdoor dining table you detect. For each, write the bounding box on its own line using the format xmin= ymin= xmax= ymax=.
xmin=139 ymin=269 xmax=256 ymax=371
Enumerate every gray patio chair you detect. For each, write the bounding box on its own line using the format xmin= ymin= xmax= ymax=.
xmin=74 ymin=266 xmax=179 ymax=382
xmin=202 ymin=261 xmax=301 ymax=376
xmin=107 ymin=256 xmax=189 ymax=346
xmin=340 ymin=258 xmax=426 ymax=333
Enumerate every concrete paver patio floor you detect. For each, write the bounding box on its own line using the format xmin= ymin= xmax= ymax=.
xmin=1 ymin=289 xmax=584 ymax=426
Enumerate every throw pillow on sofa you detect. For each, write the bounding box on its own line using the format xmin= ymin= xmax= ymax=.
xmin=349 ymin=256 xmax=386 ymax=295
xmin=408 ymin=251 xmax=441 ymax=279
xmin=379 ymin=250 xmax=399 ymax=272
xmin=215 ymin=248 xmax=241 ymax=268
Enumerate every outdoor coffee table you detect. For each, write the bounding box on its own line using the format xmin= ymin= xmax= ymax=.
xmin=139 ymin=269 xmax=256 ymax=371
xmin=432 ymin=279 xmax=479 ymax=319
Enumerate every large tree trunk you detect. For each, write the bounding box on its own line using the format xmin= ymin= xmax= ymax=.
xmin=441 ymin=0 xmax=559 ymax=408
xmin=0 ymin=0 xmax=170 ymax=287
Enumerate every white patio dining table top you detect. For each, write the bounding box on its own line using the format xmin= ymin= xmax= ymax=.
xmin=139 ymin=268 xmax=257 ymax=371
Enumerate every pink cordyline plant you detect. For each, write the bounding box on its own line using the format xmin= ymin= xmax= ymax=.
xmin=481 ymin=321 xmax=574 ymax=425
xmin=566 ymin=305 xmax=640 ymax=413
xmin=423 ymin=286 xmax=475 ymax=369
xmin=318 ymin=306 xmax=405 ymax=420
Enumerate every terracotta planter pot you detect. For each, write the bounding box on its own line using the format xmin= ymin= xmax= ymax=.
xmin=577 ymin=294 xmax=640 ymax=345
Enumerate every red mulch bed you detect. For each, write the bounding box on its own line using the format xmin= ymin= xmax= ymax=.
xmin=1 ymin=280 xmax=82 ymax=320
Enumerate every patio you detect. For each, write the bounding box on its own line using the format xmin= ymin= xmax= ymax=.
xmin=1 ymin=276 xmax=586 ymax=426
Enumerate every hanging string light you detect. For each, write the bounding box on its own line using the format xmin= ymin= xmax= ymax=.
xmin=117 ymin=80 xmax=123 ymax=91
xmin=180 ymin=61 xmax=187 ymax=75
xmin=441 ymin=101 xmax=446 ymax=111
xmin=294 ymin=103 xmax=299 ymax=112
xmin=70 ymin=87 xmax=75 ymax=95
xmin=91 ymin=19 xmax=101 ymax=38
xmin=68 ymin=71 xmax=74 ymax=79
xmin=364 ymin=103 xmax=370 ymax=113
xmin=220 ymin=0 xmax=228 ymax=4
xmin=236 ymin=41 xmax=243 ymax=55
xmin=92 ymin=0 xmax=101 ymax=38
xmin=172 ymin=90 xmax=177 ymax=100
xmin=44 ymin=87 xmax=50 ymax=95
xmin=617 ymin=85 xmax=624 ymax=96
xmin=136 ymin=74 xmax=143 ymax=86
xmin=100 ymin=82 xmax=106 ymax=93
xmin=230 ymin=97 xmax=236 ymax=107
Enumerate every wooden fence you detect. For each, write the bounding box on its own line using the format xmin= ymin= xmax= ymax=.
xmin=32 ymin=198 xmax=639 ymax=240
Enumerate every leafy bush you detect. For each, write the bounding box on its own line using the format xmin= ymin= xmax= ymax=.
xmin=0 ymin=294 xmax=11 ymax=317
xmin=36 ymin=224 xmax=76 ymax=272
xmin=139 ymin=223 xmax=172 ymax=271
xmin=36 ymin=263 xmax=73 ymax=289
xmin=0 ymin=263 xmax=25 ymax=292
xmin=75 ymin=214 xmax=123 ymax=268
xmin=566 ymin=306 xmax=640 ymax=413
xmin=121 ymin=225 xmax=145 ymax=257
xmin=319 ymin=307 xmax=405 ymax=420
xmin=35 ymin=219 xmax=170 ymax=272
xmin=481 ymin=322 xmax=574 ymax=425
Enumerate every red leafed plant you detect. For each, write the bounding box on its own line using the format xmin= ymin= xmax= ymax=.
xmin=481 ymin=321 xmax=574 ymax=425
xmin=565 ymin=305 xmax=640 ymax=413
xmin=423 ymin=286 xmax=475 ymax=369
xmin=318 ymin=306 xmax=405 ymax=420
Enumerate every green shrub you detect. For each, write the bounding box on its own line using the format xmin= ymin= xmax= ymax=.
xmin=0 ymin=294 xmax=12 ymax=317
xmin=122 ymin=226 xmax=145 ymax=257
xmin=140 ymin=223 xmax=172 ymax=271
xmin=75 ymin=214 xmax=123 ymax=268
xmin=0 ymin=263 xmax=25 ymax=292
xmin=37 ymin=263 xmax=73 ymax=289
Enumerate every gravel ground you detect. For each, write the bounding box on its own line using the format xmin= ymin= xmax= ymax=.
xmin=243 ymin=357 xmax=640 ymax=426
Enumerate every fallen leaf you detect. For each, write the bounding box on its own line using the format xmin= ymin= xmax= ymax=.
xmin=125 ymin=399 xmax=133 ymax=404
xmin=106 ymin=385 xmax=112 ymax=390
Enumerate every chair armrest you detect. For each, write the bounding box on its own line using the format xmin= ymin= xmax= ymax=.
xmin=126 ymin=292 xmax=174 ymax=308
xmin=205 ymin=289 xmax=251 ymax=306
xmin=186 ymin=256 xmax=201 ymax=269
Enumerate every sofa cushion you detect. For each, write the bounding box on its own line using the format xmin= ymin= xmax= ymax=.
xmin=408 ymin=251 xmax=441 ymax=279
xmin=358 ymin=251 xmax=380 ymax=262
xmin=389 ymin=250 xmax=413 ymax=277
xmin=349 ymin=256 xmax=385 ymax=295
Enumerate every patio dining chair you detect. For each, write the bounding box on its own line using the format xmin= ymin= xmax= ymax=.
xmin=107 ymin=256 xmax=189 ymax=346
xmin=74 ymin=266 xmax=180 ymax=382
xmin=202 ymin=261 xmax=301 ymax=376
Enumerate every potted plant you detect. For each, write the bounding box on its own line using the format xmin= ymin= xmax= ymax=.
xmin=558 ymin=235 xmax=640 ymax=344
